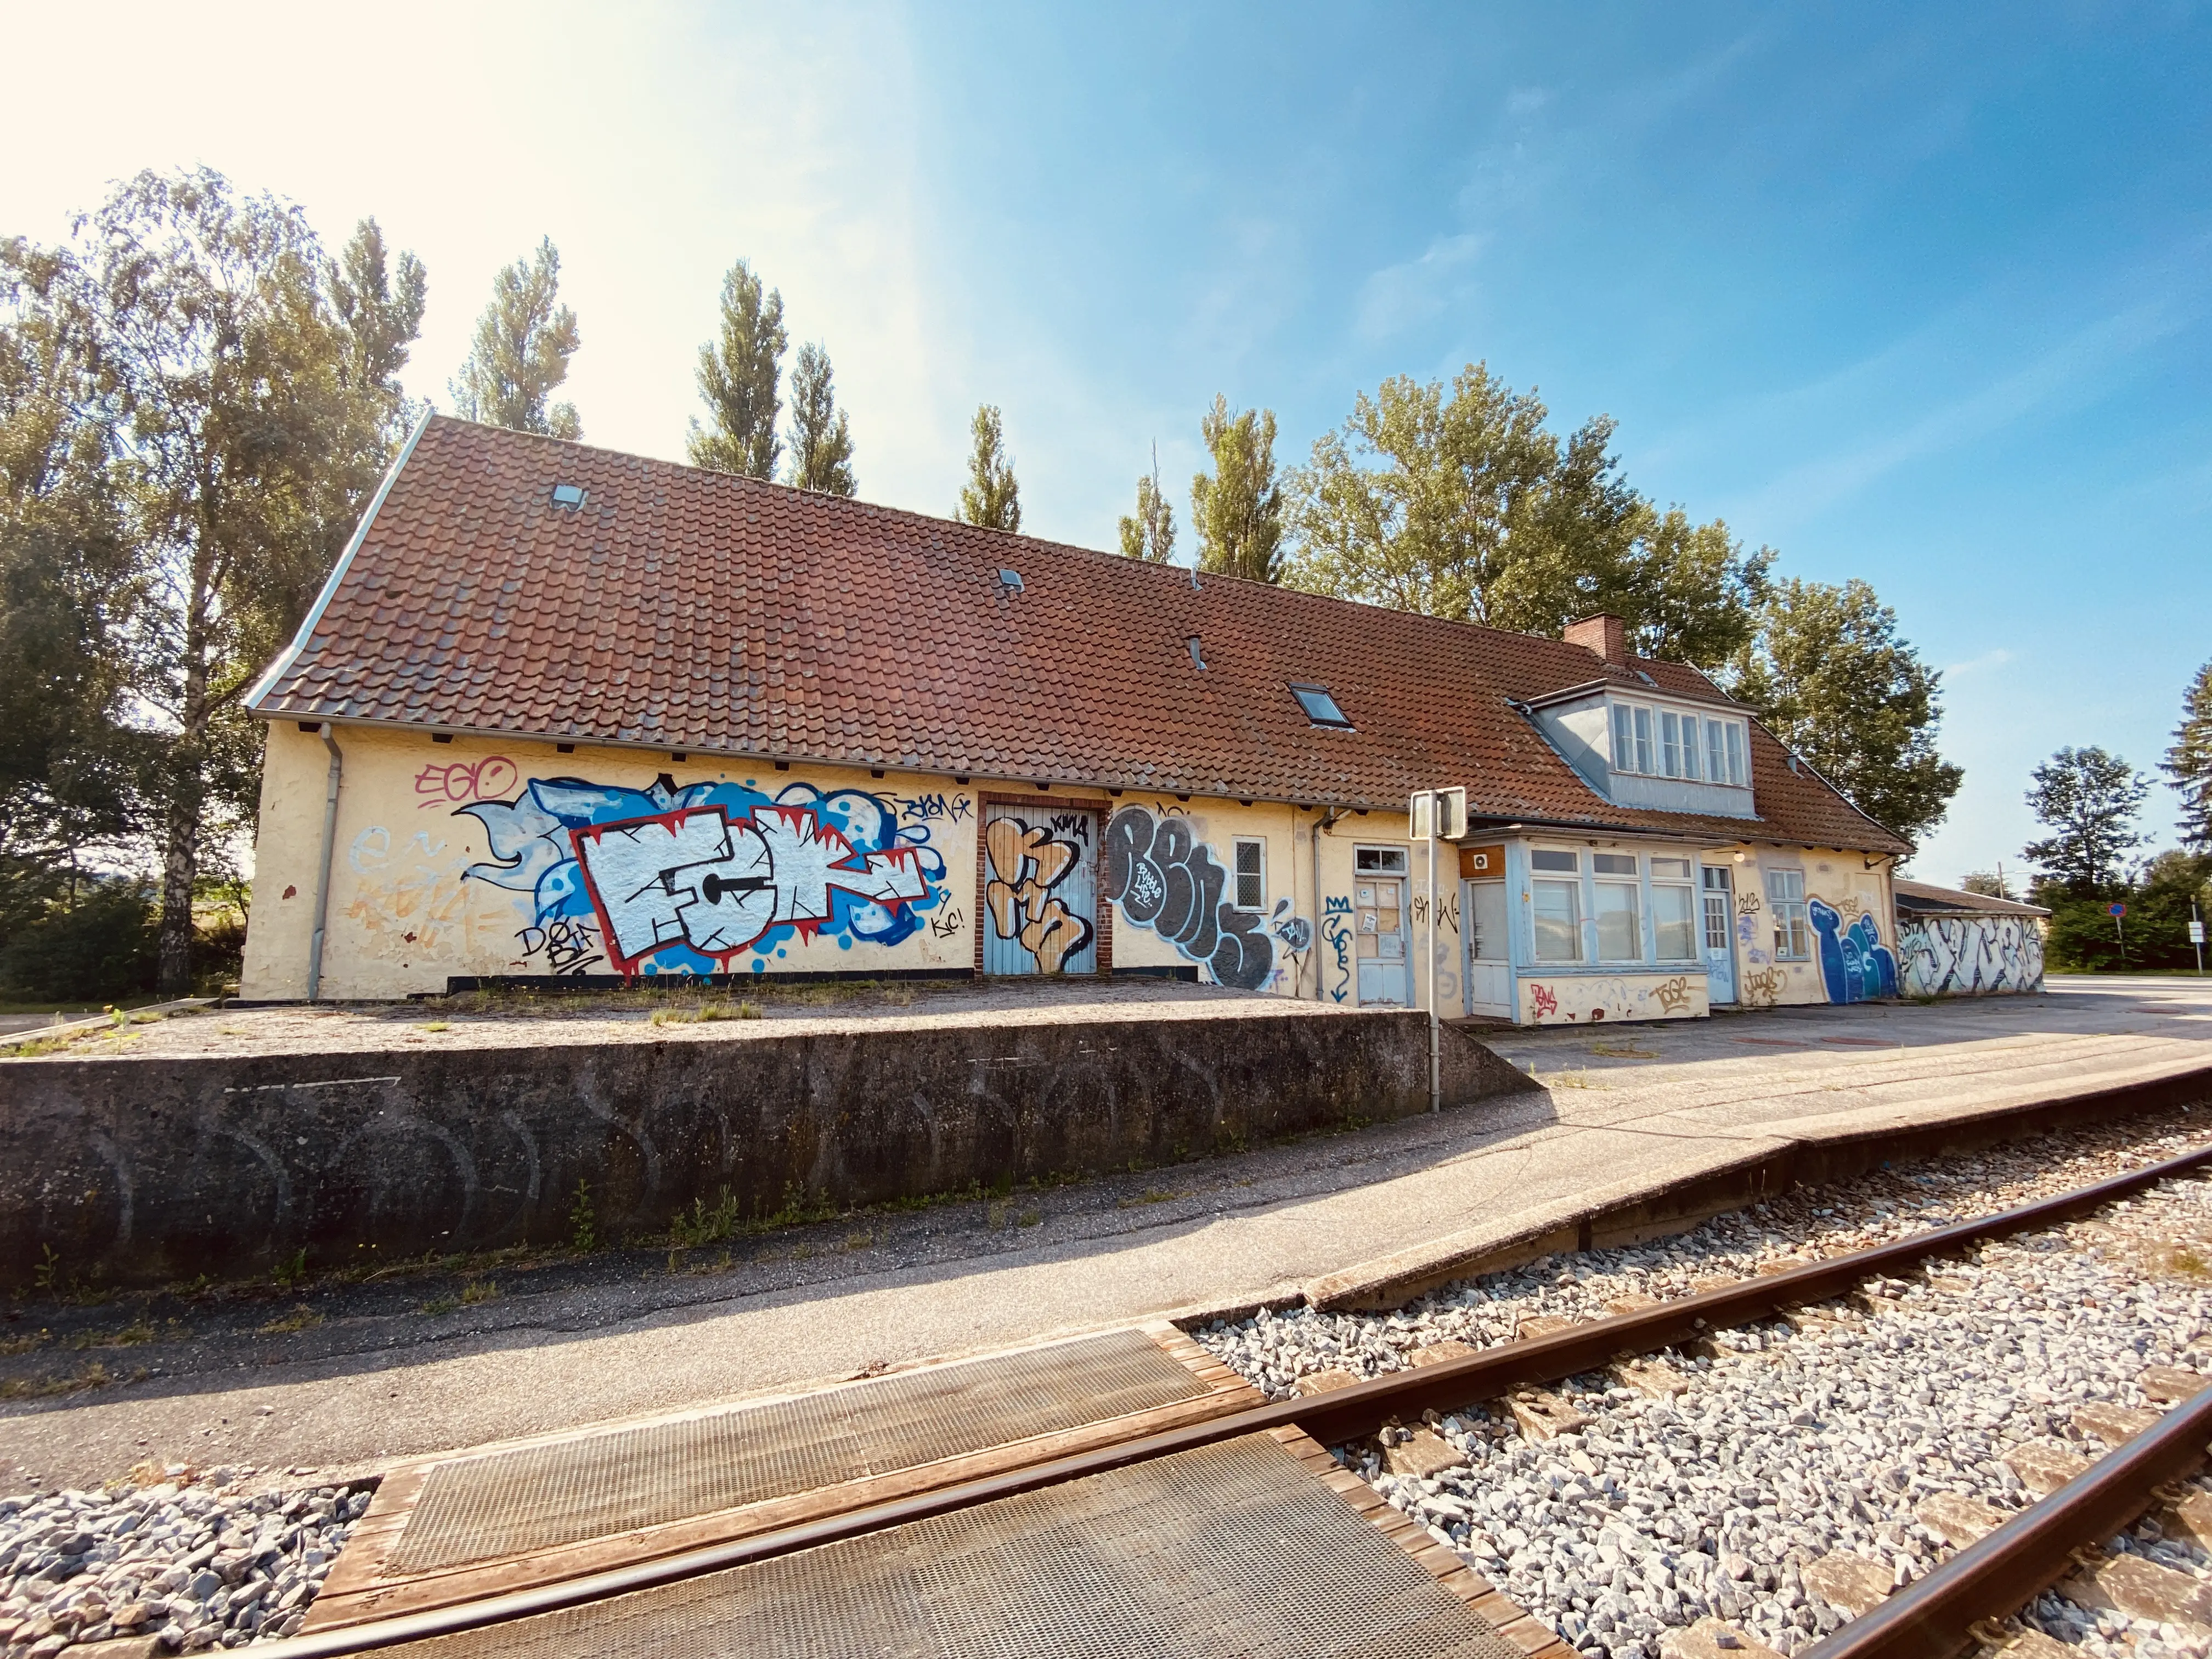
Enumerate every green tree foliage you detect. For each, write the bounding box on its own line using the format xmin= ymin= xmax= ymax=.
xmin=1959 ymin=871 xmax=2014 ymax=899
xmin=957 ymin=404 xmax=1020 ymax=531
xmin=1117 ymin=442 xmax=1176 ymax=562
xmin=687 ymin=258 xmax=785 ymax=478
xmin=450 ymin=237 xmax=579 ymax=439
xmin=1190 ymin=396 xmax=1283 ymax=583
xmin=786 ymin=342 xmax=855 ymax=496
xmin=2165 ymin=659 xmax=2212 ymax=849
xmin=2023 ymin=746 xmax=2148 ymax=894
xmin=0 ymin=877 xmax=159 ymax=1002
xmin=1285 ymin=364 xmax=1771 ymax=666
xmin=1727 ymin=578 xmax=1963 ymax=847
xmin=3 ymin=168 xmax=423 ymax=994
xmin=2040 ymin=850 xmax=2210 ymax=973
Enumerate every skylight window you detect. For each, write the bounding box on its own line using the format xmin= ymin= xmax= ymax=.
xmin=550 ymin=483 xmax=585 ymax=507
xmin=1289 ymin=682 xmax=1352 ymax=728
xmin=997 ymin=567 xmax=1024 ymax=591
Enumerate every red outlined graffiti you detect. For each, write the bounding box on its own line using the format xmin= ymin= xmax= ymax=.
xmin=416 ymin=756 xmax=518 ymax=809
xmin=570 ymin=803 xmax=928 ymax=975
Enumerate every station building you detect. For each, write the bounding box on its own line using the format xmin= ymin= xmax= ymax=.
xmin=238 ymin=417 xmax=1910 ymax=1024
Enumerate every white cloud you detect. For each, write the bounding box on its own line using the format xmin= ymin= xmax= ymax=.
xmin=1353 ymin=232 xmax=1484 ymax=343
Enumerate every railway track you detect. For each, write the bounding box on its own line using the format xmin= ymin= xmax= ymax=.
xmin=9 ymin=1124 xmax=2212 ymax=1658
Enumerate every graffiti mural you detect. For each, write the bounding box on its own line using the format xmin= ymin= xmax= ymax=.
xmin=1101 ymin=807 xmax=1275 ymax=991
xmin=1898 ymin=917 xmax=2044 ymax=997
xmin=459 ymin=775 xmax=948 ymax=977
xmin=416 ymin=756 xmax=518 ymax=809
xmin=1522 ymin=975 xmax=1707 ymax=1025
xmin=984 ymin=815 xmax=1095 ymax=973
xmin=1322 ymin=896 xmax=1353 ymax=1004
xmin=1809 ymin=897 xmax=1898 ymax=1004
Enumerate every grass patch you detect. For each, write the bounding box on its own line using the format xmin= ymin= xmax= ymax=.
xmin=650 ymin=1000 xmax=764 ymax=1026
xmin=70 ymin=1317 xmax=156 ymax=1349
xmin=1589 ymin=1040 xmax=1658 ymax=1058
xmin=417 ymin=1020 xmax=451 ymax=1032
xmin=1544 ymin=1068 xmax=1604 ymax=1090
xmin=1116 ymin=1187 xmax=1188 ymax=1210
xmin=257 ymin=1304 xmax=324 ymax=1335
xmin=460 ymin=1279 xmax=500 ymax=1305
xmin=1 ymin=1329 xmax=50 ymax=1356
xmin=0 ymin=1360 xmax=138 ymax=1400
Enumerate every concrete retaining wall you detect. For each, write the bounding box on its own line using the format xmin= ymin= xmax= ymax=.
xmin=0 ymin=1011 xmax=1533 ymax=1289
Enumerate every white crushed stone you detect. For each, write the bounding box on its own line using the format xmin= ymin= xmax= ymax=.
xmin=0 ymin=1469 xmax=366 ymax=1654
xmin=1194 ymin=1119 xmax=2212 ymax=1658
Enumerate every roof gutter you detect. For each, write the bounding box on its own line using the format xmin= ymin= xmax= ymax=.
xmin=245 ymin=409 xmax=433 ymax=711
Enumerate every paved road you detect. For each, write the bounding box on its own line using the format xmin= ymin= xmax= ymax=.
xmin=4 ymin=977 xmax=2207 ymax=1491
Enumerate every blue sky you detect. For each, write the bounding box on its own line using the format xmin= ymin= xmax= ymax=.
xmin=5 ymin=3 xmax=2207 ymax=885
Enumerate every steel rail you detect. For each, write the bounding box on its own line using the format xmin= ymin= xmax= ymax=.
xmin=251 ymin=1139 xmax=2212 ymax=1657
xmin=1801 ymin=1376 xmax=2212 ymax=1659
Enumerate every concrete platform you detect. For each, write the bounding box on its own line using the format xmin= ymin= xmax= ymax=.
xmin=2 ymin=977 xmax=2209 ymax=1492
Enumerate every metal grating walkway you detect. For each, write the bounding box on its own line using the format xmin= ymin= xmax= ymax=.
xmin=380 ymin=1434 xmax=1524 ymax=1659
xmin=389 ymin=1328 xmax=1214 ymax=1575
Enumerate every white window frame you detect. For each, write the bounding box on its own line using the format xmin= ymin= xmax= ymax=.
xmin=1530 ymin=847 xmax=1583 ymax=964
xmin=1767 ymin=867 xmax=1810 ymax=960
xmin=1231 ymin=836 xmax=1266 ymax=912
xmin=1606 ymin=697 xmax=1750 ymax=788
xmin=1650 ymin=856 xmax=1698 ymax=962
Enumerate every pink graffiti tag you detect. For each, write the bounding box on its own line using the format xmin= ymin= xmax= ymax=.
xmin=416 ymin=756 xmax=518 ymax=809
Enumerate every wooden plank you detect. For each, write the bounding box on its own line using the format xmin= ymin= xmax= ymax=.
xmin=311 ymin=1325 xmax=1260 ymax=1630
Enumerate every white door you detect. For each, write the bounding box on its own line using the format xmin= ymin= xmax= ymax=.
xmin=1701 ymin=866 xmax=1737 ymax=1005
xmin=1355 ymin=874 xmax=1410 ymax=1006
xmin=1464 ymin=881 xmax=1511 ymax=1015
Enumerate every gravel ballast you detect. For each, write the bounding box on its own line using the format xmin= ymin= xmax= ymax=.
xmin=1194 ymin=1114 xmax=2212 ymax=1658
xmin=0 ymin=1470 xmax=366 ymax=1655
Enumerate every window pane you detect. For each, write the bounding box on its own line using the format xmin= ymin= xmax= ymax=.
xmin=1766 ymin=870 xmax=1804 ymax=903
xmin=1234 ymin=840 xmax=1263 ymax=910
xmin=1707 ymin=721 xmax=1728 ymax=782
xmin=1661 ymin=710 xmax=1681 ymax=777
xmin=1654 ymin=884 xmax=1696 ymax=960
xmin=1611 ymin=704 xmax=1635 ymax=771
xmin=1593 ymin=852 xmax=1637 ymax=875
xmin=1651 ymin=857 xmax=1692 ymax=879
xmin=1633 ymin=706 xmax=1653 ymax=773
xmin=1726 ymin=723 xmax=1746 ymax=785
xmin=1357 ymin=848 xmax=1408 ymax=873
xmin=1531 ymin=849 xmax=1578 ymax=872
xmin=1533 ymin=879 xmax=1582 ymax=962
xmin=1291 ymin=684 xmax=1349 ymax=725
xmin=1680 ymin=716 xmax=1701 ymax=780
xmin=1703 ymin=890 xmax=1730 ymax=950
xmin=1594 ymin=881 xmax=1641 ymax=961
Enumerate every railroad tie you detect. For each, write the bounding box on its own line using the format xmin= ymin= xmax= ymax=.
xmin=1914 ymin=1493 xmax=2008 ymax=1548
xmin=1661 ymin=1615 xmax=1787 ymax=1658
xmin=2003 ymin=1442 xmax=2093 ymax=1497
xmin=2055 ymin=1550 xmax=2212 ymax=1632
xmin=2072 ymin=1402 xmax=2162 ymax=1444
xmin=2138 ymin=1364 xmax=2212 ymax=1403
xmin=1802 ymin=1552 xmax=1897 ymax=1618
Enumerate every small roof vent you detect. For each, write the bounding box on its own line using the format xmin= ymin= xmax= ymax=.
xmin=551 ymin=483 xmax=585 ymax=508
xmin=1187 ymin=636 xmax=1207 ymax=670
xmin=997 ymin=567 xmax=1024 ymax=592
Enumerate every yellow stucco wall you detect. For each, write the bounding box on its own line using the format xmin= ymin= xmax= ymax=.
xmin=239 ymin=723 xmax=1884 ymax=1018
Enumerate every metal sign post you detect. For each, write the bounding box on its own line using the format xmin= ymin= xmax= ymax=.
xmin=2110 ymin=901 xmax=2128 ymax=964
xmin=1407 ymin=788 xmax=1468 ymax=1115
xmin=2191 ymin=904 xmax=2204 ymax=975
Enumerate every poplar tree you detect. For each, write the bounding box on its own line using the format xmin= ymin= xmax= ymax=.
xmin=786 ymin=342 xmax=855 ymax=496
xmin=956 ymin=404 xmax=1020 ymax=531
xmin=1117 ymin=442 xmax=1176 ymax=562
xmin=450 ymin=237 xmax=580 ymax=439
xmin=1189 ymin=396 xmax=1283 ymax=583
xmin=2165 ymin=661 xmax=2212 ymax=849
xmin=687 ymin=258 xmax=785 ymax=477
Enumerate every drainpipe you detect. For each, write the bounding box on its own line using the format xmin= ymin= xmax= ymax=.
xmin=1312 ymin=807 xmax=1344 ymax=1002
xmin=1427 ymin=831 xmax=1440 ymax=1114
xmin=306 ymin=723 xmax=343 ymax=1002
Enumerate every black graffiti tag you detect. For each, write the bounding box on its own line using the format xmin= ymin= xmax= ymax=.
xmin=1102 ymin=806 xmax=1275 ymax=991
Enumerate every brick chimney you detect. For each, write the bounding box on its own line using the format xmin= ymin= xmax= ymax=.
xmin=1564 ymin=612 xmax=1628 ymax=667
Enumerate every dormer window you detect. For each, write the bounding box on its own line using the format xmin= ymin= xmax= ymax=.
xmin=1611 ymin=697 xmax=1746 ymax=786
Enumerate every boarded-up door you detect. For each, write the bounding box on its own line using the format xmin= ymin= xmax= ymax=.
xmin=982 ymin=805 xmax=1100 ymax=974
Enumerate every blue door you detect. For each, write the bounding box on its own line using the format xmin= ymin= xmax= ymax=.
xmin=982 ymin=805 xmax=1099 ymax=974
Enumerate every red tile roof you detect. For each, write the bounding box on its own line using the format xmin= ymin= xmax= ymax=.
xmin=248 ymin=418 xmax=1908 ymax=855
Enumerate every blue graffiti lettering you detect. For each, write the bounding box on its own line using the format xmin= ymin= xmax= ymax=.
xmin=1810 ymin=896 xmax=1897 ymax=1004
